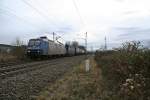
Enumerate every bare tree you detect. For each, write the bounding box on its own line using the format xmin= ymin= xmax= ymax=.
xmin=12 ymin=37 xmax=24 ymax=46
xmin=72 ymin=41 xmax=79 ymax=55
xmin=72 ymin=41 xmax=78 ymax=48
xmin=12 ymin=37 xmax=26 ymax=59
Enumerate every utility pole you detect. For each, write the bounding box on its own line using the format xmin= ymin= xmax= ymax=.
xmin=104 ymin=36 xmax=107 ymax=50
xmin=91 ymin=46 xmax=93 ymax=54
xmin=53 ymin=32 xmax=55 ymax=42
xmin=85 ymin=32 xmax=87 ymax=54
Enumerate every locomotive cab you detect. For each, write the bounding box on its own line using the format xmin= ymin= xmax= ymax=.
xmin=27 ymin=37 xmax=49 ymax=57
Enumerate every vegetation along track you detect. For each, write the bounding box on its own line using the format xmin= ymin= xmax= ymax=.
xmin=0 ymin=55 xmax=86 ymax=100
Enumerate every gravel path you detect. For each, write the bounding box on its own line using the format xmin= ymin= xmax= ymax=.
xmin=0 ymin=56 xmax=86 ymax=100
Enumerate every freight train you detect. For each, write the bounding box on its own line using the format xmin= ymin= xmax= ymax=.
xmin=27 ymin=36 xmax=86 ymax=58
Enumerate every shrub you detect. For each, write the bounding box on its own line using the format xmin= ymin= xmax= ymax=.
xmin=11 ymin=46 xmax=26 ymax=59
xmin=11 ymin=37 xmax=26 ymax=59
xmin=95 ymin=41 xmax=150 ymax=100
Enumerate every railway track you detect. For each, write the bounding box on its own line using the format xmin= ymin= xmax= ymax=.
xmin=0 ymin=55 xmax=86 ymax=100
xmin=0 ymin=62 xmax=54 ymax=79
xmin=0 ymin=57 xmax=71 ymax=79
xmin=0 ymin=60 xmax=31 ymax=68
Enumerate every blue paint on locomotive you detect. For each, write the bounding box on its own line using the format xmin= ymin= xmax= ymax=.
xmin=27 ymin=38 xmax=49 ymax=56
xmin=40 ymin=40 xmax=49 ymax=55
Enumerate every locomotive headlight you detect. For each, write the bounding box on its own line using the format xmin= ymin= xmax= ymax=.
xmin=27 ymin=50 xmax=30 ymax=52
xmin=37 ymin=50 xmax=40 ymax=53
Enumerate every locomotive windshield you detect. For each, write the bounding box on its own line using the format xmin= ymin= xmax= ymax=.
xmin=28 ymin=40 xmax=41 ymax=46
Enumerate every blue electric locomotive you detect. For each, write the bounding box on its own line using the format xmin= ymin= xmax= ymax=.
xmin=27 ymin=36 xmax=85 ymax=58
xmin=27 ymin=37 xmax=49 ymax=56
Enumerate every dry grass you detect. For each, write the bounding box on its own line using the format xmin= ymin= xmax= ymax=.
xmin=0 ymin=46 xmax=26 ymax=62
xmin=37 ymin=57 xmax=102 ymax=100
xmin=0 ymin=53 xmax=17 ymax=62
xmin=95 ymin=41 xmax=150 ymax=100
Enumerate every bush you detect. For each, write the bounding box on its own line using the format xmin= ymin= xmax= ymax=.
xmin=95 ymin=41 xmax=150 ymax=100
xmin=11 ymin=46 xmax=26 ymax=59
xmin=11 ymin=37 xmax=26 ymax=59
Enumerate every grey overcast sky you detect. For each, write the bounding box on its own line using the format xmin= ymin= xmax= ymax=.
xmin=0 ymin=0 xmax=150 ymax=49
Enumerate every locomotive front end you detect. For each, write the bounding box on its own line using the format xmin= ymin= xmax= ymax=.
xmin=27 ymin=39 xmax=42 ymax=57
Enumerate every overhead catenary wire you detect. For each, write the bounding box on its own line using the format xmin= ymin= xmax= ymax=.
xmin=72 ymin=0 xmax=85 ymax=27
xmin=21 ymin=0 xmax=57 ymax=27
xmin=72 ymin=0 xmax=88 ymax=51
xmin=0 ymin=7 xmax=41 ymax=29
xmin=21 ymin=0 xmax=68 ymax=41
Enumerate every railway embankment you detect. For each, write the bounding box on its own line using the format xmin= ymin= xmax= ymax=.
xmin=37 ymin=56 xmax=102 ymax=100
xmin=0 ymin=55 xmax=86 ymax=100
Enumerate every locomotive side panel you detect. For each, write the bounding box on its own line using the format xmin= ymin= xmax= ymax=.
xmin=48 ymin=41 xmax=66 ymax=56
xmin=59 ymin=44 xmax=66 ymax=55
xmin=48 ymin=41 xmax=56 ymax=55
xmin=41 ymin=41 xmax=49 ymax=56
